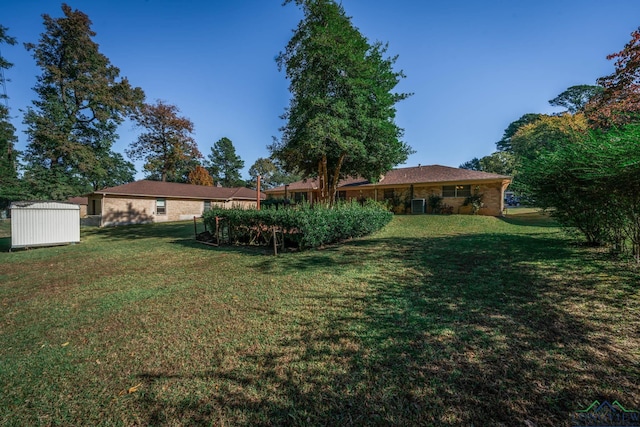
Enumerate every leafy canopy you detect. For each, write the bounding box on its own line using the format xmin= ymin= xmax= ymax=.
xmin=188 ymin=165 xmax=214 ymax=186
xmin=272 ymin=0 xmax=412 ymax=203
xmin=548 ymin=85 xmax=603 ymax=114
xmin=248 ymin=157 xmax=301 ymax=190
xmin=510 ymin=113 xmax=588 ymax=162
xmin=0 ymin=25 xmax=20 ymax=207
xmin=586 ymin=27 xmax=640 ymax=127
xmin=206 ymin=137 xmax=245 ymax=187
xmin=127 ymin=100 xmax=202 ymax=183
xmin=22 ymin=4 xmax=143 ymax=198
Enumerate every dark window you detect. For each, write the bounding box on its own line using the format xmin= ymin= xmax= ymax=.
xmin=442 ymin=185 xmax=471 ymax=198
xmin=156 ymin=198 xmax=166 ymax=215
xmin=383 ymin=189 xmax=394 ymax=200
xmin=294 ymin=192 xmax=306 ymax=203
xmin=337 ymin=191 xmax=347 ymax=201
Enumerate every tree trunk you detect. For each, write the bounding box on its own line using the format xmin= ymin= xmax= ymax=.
xmin=318 ymin=155 xmax=328 ymax=203
xmin=328 ymin=153 xmax=346 ymax=206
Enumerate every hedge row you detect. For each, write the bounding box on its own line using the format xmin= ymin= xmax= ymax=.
xmin=202 ymin=200 xmax=392 ymax=249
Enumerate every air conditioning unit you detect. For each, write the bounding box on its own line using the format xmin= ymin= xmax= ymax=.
xmin=411 ymin=198 xmax=425 ymax=214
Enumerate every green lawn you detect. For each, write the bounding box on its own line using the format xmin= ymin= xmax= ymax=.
xmin=0 ymin=212 xmax=638 ymax=426
xmin=0 ymin=219 xmax=10 ymax=240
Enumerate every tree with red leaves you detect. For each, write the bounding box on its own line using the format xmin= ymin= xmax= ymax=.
xmin=127 ymin=100 xmax=202 ymax=182
xmin=586 ymin=28 xmax=640 ymax=127
xmin=188 ymin=165 xmax=214 ymax=186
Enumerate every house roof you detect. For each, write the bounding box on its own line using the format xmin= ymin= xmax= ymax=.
xmin=68 ymin=196 xmax=88 ymax=205
xmin=376 ymin=165 xmax=510 ymax=185
xmin=91 ymin=180 xmax=266 ymax=200
xmin=266 ymin=165 xmax=510 ymax=193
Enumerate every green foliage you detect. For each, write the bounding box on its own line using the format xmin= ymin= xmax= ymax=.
xmin=203 ymin=200 xmax=392 ymax=249
xmin=548 ymin=84 xmax=603 ymax=114
xmin=463 ymin=187 xmax=484 ymax=215
xmin=22 ymin=4 xmax=144 ymax=198
xmin=521 ymin=123 xmax=640 ymax=261
xmin=248 ymin=157 xmax=301 ymax=190
xmin=510 ymin=114 xmax=589 ymax=162
xmin=0 ymin=26 xmax=21 ymax=208
xmin=478 ymin=151 xmax=515 ymax=176
xmin=261 ymin=197 xmax=290 ymax=209
xmin=427 ymin=194 xmax=443 ymax=214
xmin=460 ymin=152 xmax=515 ymax=177
xmin=496 ymin=113 xmax=543 ymax=152
xmin=273 ymin=0 xmax=412 ymax=202
xmin=206 ymin=137 xmax=245 ymax=187
xmin=459 ymin=157 xmax=480 ymax=171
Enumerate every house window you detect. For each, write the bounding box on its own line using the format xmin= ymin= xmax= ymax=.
xmin=337 ymin=191 xmax=347 ymax=201
xmin=383 ymin=189 xmax=394 ymax=200
xmin=156 ymin=198 xmax=166 ymax=215
xmin=293 ymin=192 xmax=306 ymax=203
xmin=204 ymin=200 xmax=211 ymax=212
xmin=442 ymin=185 xmax=471 ymax=198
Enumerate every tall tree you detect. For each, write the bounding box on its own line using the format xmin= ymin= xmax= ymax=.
xmin=272 ymin=0 xmax=411 ymax=203
xmin=548 ymin=85 xmax=603 ymax=114
xmin=459 ymin=158 xmax=481 ymax=171
xmin=248 ymin=157 xmax=301 ymax=190
xmin=127 ymin=100 xmax=202 ymax=182
xmin=495 ymin=113 xmax=542 ymax=152
xmin=188 ymin=165 xmax=214 ymax=186
xmin=22 ymin=4 xmax=144 ymax=198
xmin=460 ymin=152 xmax=515 ymax=176
xmin=586 ymin=27 xmax=640 ymax=127
xmin=0 ymin=25 xmax=20 ymax=208
xmin=510 ymin=113 xmax=588 ymax=162
xmin=206 ymin=137 xmax=245 ymax=187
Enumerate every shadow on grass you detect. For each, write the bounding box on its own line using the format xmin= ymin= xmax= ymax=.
xmin=0 ymin=236 xmax=10 ymax=252
xmin=499 ymin=212 xmax=558 ymax=228
xmin=131 ymin=232 xmax=639 ymax=426
xmin=83 ymin=221 xmax=198 ymax=242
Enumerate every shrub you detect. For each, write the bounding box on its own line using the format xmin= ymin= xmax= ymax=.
xmin=202 ymin=200 xmax=392 ymax=250
xmin=463 ymin=187 xmax=484 ymax=215
xmin=427 ymin=194 xmax=443 ymax=214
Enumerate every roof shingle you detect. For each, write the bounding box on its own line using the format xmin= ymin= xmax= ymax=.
xmin=92 ymin=180 xmax=266 ymax=200
xmin=266 ymin=165 xmax=510 ymax=193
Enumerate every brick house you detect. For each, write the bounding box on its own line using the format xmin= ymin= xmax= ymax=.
xmin=67 ymin=196 xmax=88 ymax=217
xmin=86 ymin=180 xmax=265 ymax=226
xmin=265 ymin=165 xmax=512 ymax=216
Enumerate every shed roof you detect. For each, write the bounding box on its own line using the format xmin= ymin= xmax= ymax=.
xmin=10 ymin=201 xmax=80 ymax=210
xmin=92 ymin=180 xmax=266 ymax=200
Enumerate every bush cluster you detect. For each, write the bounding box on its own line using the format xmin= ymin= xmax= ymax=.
xmin=202 ymin=200 xmax=392 ymax=249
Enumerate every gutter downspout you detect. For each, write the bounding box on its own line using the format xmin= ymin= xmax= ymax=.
xmin=100 ymin=193 xmax=105 ymax=227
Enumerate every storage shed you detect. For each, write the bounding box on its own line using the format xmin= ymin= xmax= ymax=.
xmin=10 ymin=201 xmax=80 ymax=250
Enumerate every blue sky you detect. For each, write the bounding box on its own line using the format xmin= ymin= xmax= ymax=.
xmin=4 ymin=0 xmax=640 ymax=180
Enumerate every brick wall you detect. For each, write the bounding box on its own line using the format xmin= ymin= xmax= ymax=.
xmin=102 ymin=197 xmax=155 ymax=226
xmin=99 ymin=196 xmax=259 ymax=226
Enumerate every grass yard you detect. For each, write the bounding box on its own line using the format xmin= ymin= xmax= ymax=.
xmin=0 ymin=212 xmax=638 ymax=426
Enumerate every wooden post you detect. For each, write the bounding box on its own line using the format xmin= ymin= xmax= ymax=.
xmin=257 ymin=175 xmax=261 ymax=211
xmin=193 ymin=216 xmax=197 ymax=239
xmin=272 ymin=227 xmax=278 ymax=256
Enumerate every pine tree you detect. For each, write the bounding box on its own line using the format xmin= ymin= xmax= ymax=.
xmin=272 ymin=0 xmax=411 ymax=203
xmin=22 ymin=4 xmax=143 ymax=199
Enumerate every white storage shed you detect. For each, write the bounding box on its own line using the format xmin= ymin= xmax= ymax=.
xmin=10 ymin=201 xmax=80 ymax=250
